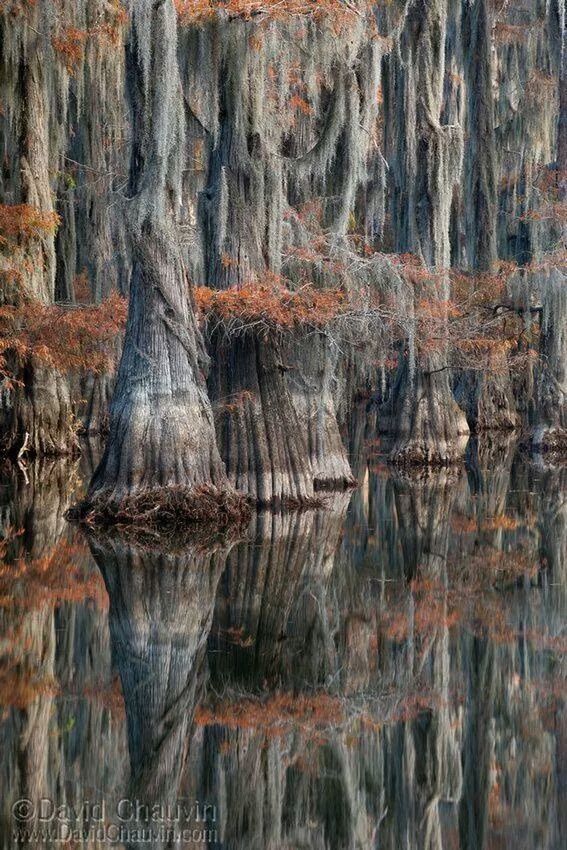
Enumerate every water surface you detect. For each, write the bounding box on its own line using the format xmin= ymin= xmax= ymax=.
xmin=0 ymin=435 xmax=565 ymax=849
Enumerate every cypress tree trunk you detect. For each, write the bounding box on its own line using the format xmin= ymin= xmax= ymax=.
xmin=384 ymin=0 xmax=470 ymax=465
xmin=531 ymin=27 xmax=567 ymax=452
xmin=90 ymin=533 xmax=229 ymax=842
xmin=199 ymin=23 xmax=316 ymax=505
xmin=455 ymin=0 xmax=518 ymax=433
xmin=195 ymin=19 xmax=362 ymax=504
xmin=0 ymin=28 xmax=77 ymax=457
xmin=86 ymin=0 xmax=236 ymax=519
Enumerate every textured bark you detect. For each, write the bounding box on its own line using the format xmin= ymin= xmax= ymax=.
xmin=193 ymin=18 xmax=369 ymax=501
xmin=90 ymin=532 xmax=229 ymax=842
xmin=1 ymin=0 xmax=565 ymax=471
xmin=456 ymin=0 xmax=519 ymax=432
xmin=0 ymin=24 xmax=77 ymax=457
xmin=198 ymin=24 xmax=315 ymax=504
xmin=87 ymin=1 xmax=230 ymax=510
xmin=531 ymin=269 xmax=567 ymax=451
xmin=531 ymin=27 xmax=567 ymax=452
xmin=0 ymin=358 xmax=79 ymax=458
xmin=89 ymin=221 xmax=226 ymax=503
xmin=285 ymin=334 xmax=355 ymax=490
xmin=208 ymin=332 xmax=315 ymax=505
xmin=383 ymin=0 xmax=470 ymax=464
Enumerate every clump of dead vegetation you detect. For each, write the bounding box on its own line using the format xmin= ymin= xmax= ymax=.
xmin=67 ymin=485 xmax=253 ymax=535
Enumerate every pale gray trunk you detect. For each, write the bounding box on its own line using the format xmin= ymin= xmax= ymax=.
xmin=87 ymin=1 xmax=230 ymax=509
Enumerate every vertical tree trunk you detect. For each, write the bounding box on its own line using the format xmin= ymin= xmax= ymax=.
xmin=86 ymin=1 xmax=235 ymax=516
xmin=531 ymin=23 xmax=567 ymax=452
xmin=196 ymin=19 xmax=358 ymax=503
xmin=90 ymin=533 xmax=229 ymax=844
xmin=454 ymin=0 xmax=518 ymax=433
xmin=1 ymin=29 xmax=77 ymax=457
xmin=384 ymin=0 xmax=470 ymax=464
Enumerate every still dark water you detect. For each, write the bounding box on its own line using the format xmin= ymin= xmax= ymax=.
xmin=0 ymin=433 xmax=565 ymax=849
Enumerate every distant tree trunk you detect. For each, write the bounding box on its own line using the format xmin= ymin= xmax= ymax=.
xmin=199 ymin=23 xmax=317 ymax=505
xmin=86 ymin=0 xmax=233 ymax=515
xmin=455 ymin=0 xmax=518 ymax=433
xmin=531 ymin=25 xmax=567 ymax=452
xmin=0 ymin=40 xmax=77 ymax=457
xmin=384 ymin=0 xmax=469 ymax=464
xmin=532 ymin=268 xmax=567 ymax=451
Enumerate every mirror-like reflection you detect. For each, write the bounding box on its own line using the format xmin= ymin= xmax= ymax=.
xmin=0 ymin=430 xmax=565 ymax=849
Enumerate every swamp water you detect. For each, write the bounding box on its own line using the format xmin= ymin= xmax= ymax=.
xmin=0 ymin=432 xmax=565 ymax=849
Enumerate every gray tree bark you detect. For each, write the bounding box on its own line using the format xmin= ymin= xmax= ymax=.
xmin=86 ymin=0 xmax=235 ymax=516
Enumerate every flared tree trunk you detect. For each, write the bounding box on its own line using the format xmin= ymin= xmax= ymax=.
xmin=90 ymin=533 xmax=229 ymax=846
xmin=86 ymin=0 xmax=234 ymax=516
xmin=208 ymin=332 xmax=316 ymax=505
xmin=198 ymin=20 xmax=353 ymax=504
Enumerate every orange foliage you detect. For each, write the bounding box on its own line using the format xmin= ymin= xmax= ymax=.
xmin=0 ymin=292 xmax=127 ymax=383
xmin=90 ymin=0 xmax=129 ymax=47
xmin=52 ymin=3 xmax=128 ymax=73
xmin=289 ymin=93 xmax=313 ymax=116
xmin=82 ymin=677 xmax=126 ymax=719
xmin=0 ymin=203 xmax=60 ymax=247
xmin=52 ymin=27 xmax=88 ymax=75
xmin=175 ymin=0 xmax=372 ymax=27
xmin=0 ymin=0 xmax=36 ymax=17
xmin=195 ymin=691 xmax=343 ymax=738
xmin=216 ymin=389 xmax=256 ymax=414
xmin=0 ymin=532 xmax=109 ymax=712
xmin=194 ymin=281 xmax=348 ymax=331
xmin=0 ymin=670 xmax=58 ymax=712
xmin=493 ymin=22 xmax=530 ymax=45
xmin=381 ymin=578 xmax=461 ymax=643
xmin=0 ymin=536 xmax=109 ymax=614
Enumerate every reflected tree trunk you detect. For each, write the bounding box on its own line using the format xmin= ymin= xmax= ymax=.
xmin=90 ymin=532 xmax=231 ymax=847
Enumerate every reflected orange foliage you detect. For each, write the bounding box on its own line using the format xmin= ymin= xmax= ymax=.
xmin=196 ymin=691 xmax=343 ymax=738
xmin=175 ymin=0 xmax=373 ymax=27
xmin=0 ymin=536 xmax=108 ymax=613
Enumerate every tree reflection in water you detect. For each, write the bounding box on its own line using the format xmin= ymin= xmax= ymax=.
xmin=0 ymin=434 xmax=564 ymax=850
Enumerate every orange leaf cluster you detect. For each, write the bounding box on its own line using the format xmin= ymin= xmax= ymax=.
xmin=0 ymin=0 xmax=36 ymax=17
xmin=194 ymin=282 xmax=348 ymax=330
xmin=175 ymin=0 xmax=371 ymax=26
xmin=0 ymin=203 xmax=60 ymax=247
xmin=52 ymin=27 xmax=89 ymax=75
xmin=0 ymin=292 xmax=127 ymax=382
xmin=493 ymin=22 xmax=530 ymax=45
xmin=52 ymin=3 xmax=128 ymax=74
xmin=195 ymin=691 xmax=343 ymax=738
xmin=0 ymin=538 xmax=109 ymax=614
